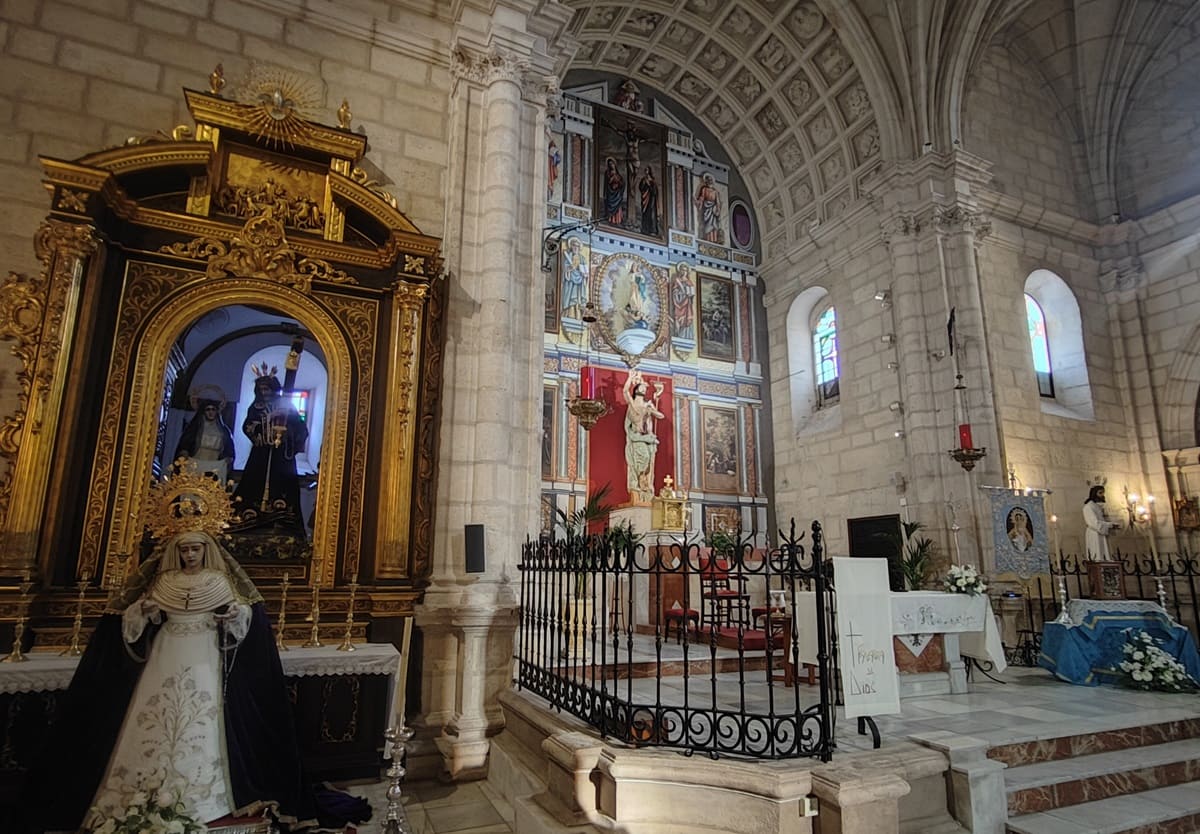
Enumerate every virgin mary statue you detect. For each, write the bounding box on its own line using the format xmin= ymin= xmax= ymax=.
xmin=26 ymin=476 xmax=319 ymax=832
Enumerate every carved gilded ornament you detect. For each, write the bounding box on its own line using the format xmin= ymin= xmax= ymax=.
xmin=452 ymin=46 xmax=529 ymax=86
xmin=0 ymin=221 xmax=97 ymax=527
xmin=348 ymin=167 xmax=398 ymax=210
xmin=56 ymin=189 xmax=88 ymax=213
xmin=159 ymin=212 xmax=355 ymax=293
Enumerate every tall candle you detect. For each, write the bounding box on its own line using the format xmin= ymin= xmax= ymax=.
xmin=580 ymin=366 xmax=596 ymax=399
xmin=958 ymin=423 xmax=973 ymax=450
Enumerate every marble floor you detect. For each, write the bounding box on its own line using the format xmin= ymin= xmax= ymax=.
xmin=343 ymin=663 xmax=1200 ymax=833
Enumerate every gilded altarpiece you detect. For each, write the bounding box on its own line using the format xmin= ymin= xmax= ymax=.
xmin=0 ymin=88 xmax=445 ymax=638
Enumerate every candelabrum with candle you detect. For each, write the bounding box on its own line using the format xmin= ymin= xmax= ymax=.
xmin=337 ymin=576 xmax=359 ymax=652
xmin=61 ymin=570 xmax=91 ymax=657
xmin=276 ymin=571 xmax=291 ymax=652
xmin=3 ymin=570 xmax=35 ymax=663
xmin=381 ymin=723 xmax=415 ymax=834
xmin=303 ymin=558 xmax=323 ymax=648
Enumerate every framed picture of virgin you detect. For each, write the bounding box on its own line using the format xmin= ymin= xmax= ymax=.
xmin=698 ymin=272 xmax=736 ymax=360
xmin=701 ymin=406 xmax=740 ymax=494
xmin=592 ymin=103 xmax=668 ymax=243
xmin=985 ymin=489 xmax=1048 ymax=578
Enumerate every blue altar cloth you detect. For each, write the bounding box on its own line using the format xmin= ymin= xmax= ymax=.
xmin=1038 ymin=610 xmax=1200 ymax=686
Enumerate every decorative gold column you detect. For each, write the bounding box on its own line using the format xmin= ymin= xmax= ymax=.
xmin=377 ymin=280 xmax=428 ymax=580
xmin=0 ymin=220 xmax=98 ymax=571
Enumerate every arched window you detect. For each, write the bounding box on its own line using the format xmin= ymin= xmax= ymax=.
xmin=812 ymin=305 xmax=839 ymax=406
xmin=785 ymin=287 xmax=842 ymax=435
xmin=1023 ymin=269 xmax=1094 ymax=421
xmin=1025 ymin=294 xmax=1054 ymax=398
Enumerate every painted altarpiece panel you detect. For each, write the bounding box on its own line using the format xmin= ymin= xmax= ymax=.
xmin=700 ymin=406 xmax=740 ymax=494
xmin=698 ymin=272 xmax=736 ymax=361
xmin=592 ymin=104 xmax=668 ymax=243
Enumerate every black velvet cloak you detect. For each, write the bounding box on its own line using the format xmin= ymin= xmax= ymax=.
xmin=24 ymin=562 xmax=315 ymax=833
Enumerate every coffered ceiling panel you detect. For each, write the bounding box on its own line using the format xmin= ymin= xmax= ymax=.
xmin=562 ymin=0 xmax=884 ymax=252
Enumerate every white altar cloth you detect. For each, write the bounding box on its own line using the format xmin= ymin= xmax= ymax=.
xmin=890 ymin=591 xmax=1006 ymax=694
xmin=0 ymin=643 xmax=402 ymax=717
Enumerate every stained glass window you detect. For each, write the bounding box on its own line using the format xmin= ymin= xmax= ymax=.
xmin=813 ymin=306 xmax=839 ymax=404
xmin=1025 ymin=294 xmax=1054 ymax=397
xmin=287 ymin=389 xmax=310 ymax=421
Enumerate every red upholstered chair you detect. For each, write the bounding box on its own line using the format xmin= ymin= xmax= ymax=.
xmin=699 ymin=555 xmax=750 ymax=629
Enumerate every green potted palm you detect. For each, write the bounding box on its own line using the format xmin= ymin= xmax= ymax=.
xmin=554 ymin=485 xmax=615 ymax=658
xmin=880 ymin=521 xmax=936 ymax=591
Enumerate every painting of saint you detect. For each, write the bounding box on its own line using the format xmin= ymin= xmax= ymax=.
xmin=602 ymin=157 xmax=625 ymax=224
xmin=1006 ymin=507 xmax=1034 ymax=552
xmin=547 ymin=130 xmax=564 ymax=203
xmin=694 ymin=172 xmax=726 ymax=245
xmin=670 ymin=262 xmax=696 ymax=340
xmin=560 ymin=236 xmax=589 ymax=319
xmin=701 ymin=407 xmax=739 ymax=493
xmin=593 ymin=104 xmax=667 ymax=242
xmin=698 ymin=273 xmax=735 ymax=360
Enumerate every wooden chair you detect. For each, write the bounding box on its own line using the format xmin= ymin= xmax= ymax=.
xmin=699 ymin=555 xmax=750 ymax=629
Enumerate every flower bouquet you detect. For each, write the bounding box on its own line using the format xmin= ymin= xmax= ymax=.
xmin=87 ymin=774 xmax=207 ymax=834
xmin=1118 ymin=629 xmax=1199 ymax=692
xmin=943 ymin=564 xmax=988 ymax=596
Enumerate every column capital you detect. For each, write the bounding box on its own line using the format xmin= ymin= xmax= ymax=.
xmin=927 ymin=204 xmax=991 ymax=244
xmin=451 ymin=44 xmax=528 ymax=86
xmin=879 ymin=213 xmax=921 ymax=250
xmin=1100 ymin=255 xmax=1145 ymax=294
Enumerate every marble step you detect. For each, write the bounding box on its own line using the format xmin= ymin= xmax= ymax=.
xmin=1006 ymin=738 xmax=1200 ymax=815
xmin=1006 ymin=782 xmax=1200 ymax=833
xmin=990 ymin=717 xmax=1200 ymax=768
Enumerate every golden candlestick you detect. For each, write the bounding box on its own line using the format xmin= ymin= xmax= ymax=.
xmin=61 ymin=570 xmax=91 ymax=657
xmin=276 ymin=571 xmax=291 ymax=652
xmin=4 ymin=570 xmax=35 ymax=663
xmin=303 ymin=558 xmax=323 ymax=648
xmin=337 ymin=575 xmax=359 ymax=652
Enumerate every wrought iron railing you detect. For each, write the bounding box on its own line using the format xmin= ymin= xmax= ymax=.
xmin=515 ymin=520 xmax=834 ymax=761
xmin=1006 ymin=550 xmax=1200 ymax=665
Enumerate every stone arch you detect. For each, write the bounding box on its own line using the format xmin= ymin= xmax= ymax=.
xmin=1161 ymin=322 xmax=1200 ymax=450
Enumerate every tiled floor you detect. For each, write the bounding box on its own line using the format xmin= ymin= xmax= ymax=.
xmin=344 ymin=661 xmax=1200 ymax=833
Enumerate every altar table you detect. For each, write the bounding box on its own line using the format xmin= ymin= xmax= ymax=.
xmin=793 ymin=590 xmax=1005 ymax=697
xmin=1039 ymin=606 xmax=1200 ymax=686
xmin=0 ymin=643 xmax=402 ymax=793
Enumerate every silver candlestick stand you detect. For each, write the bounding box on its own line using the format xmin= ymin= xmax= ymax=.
xmin=382 ymin=723 xmax=415 ymax=833
xmin=1152 ymin=578 xmax=1171 ymax=614
xmin=1052 ymin=572 xmax=1073 ymax=625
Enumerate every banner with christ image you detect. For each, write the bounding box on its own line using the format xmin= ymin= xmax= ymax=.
xmin=985 ymin=488 xmax=1050 ymax=578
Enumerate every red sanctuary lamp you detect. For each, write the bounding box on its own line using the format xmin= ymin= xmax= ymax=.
xmin=948 ymin=374 xmax=986 ymax=471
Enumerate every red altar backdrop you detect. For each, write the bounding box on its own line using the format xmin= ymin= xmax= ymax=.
xmin=584 ymin=365 xmax=674 ymax=508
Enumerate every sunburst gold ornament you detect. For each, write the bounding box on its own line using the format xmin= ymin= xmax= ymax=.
xmin=238 ymin=67 xmax=319 ymax=148
xmin=142 ymin=464 xmax=235 ymax=542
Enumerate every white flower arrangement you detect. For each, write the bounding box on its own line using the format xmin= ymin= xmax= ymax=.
xmin=86 ymin=772 xmax=207 ymax=834
xmin=1118 ymin=629 xmax=1199 ymax=693
xmin=943 ymin=564 xmax=988 ymax=596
